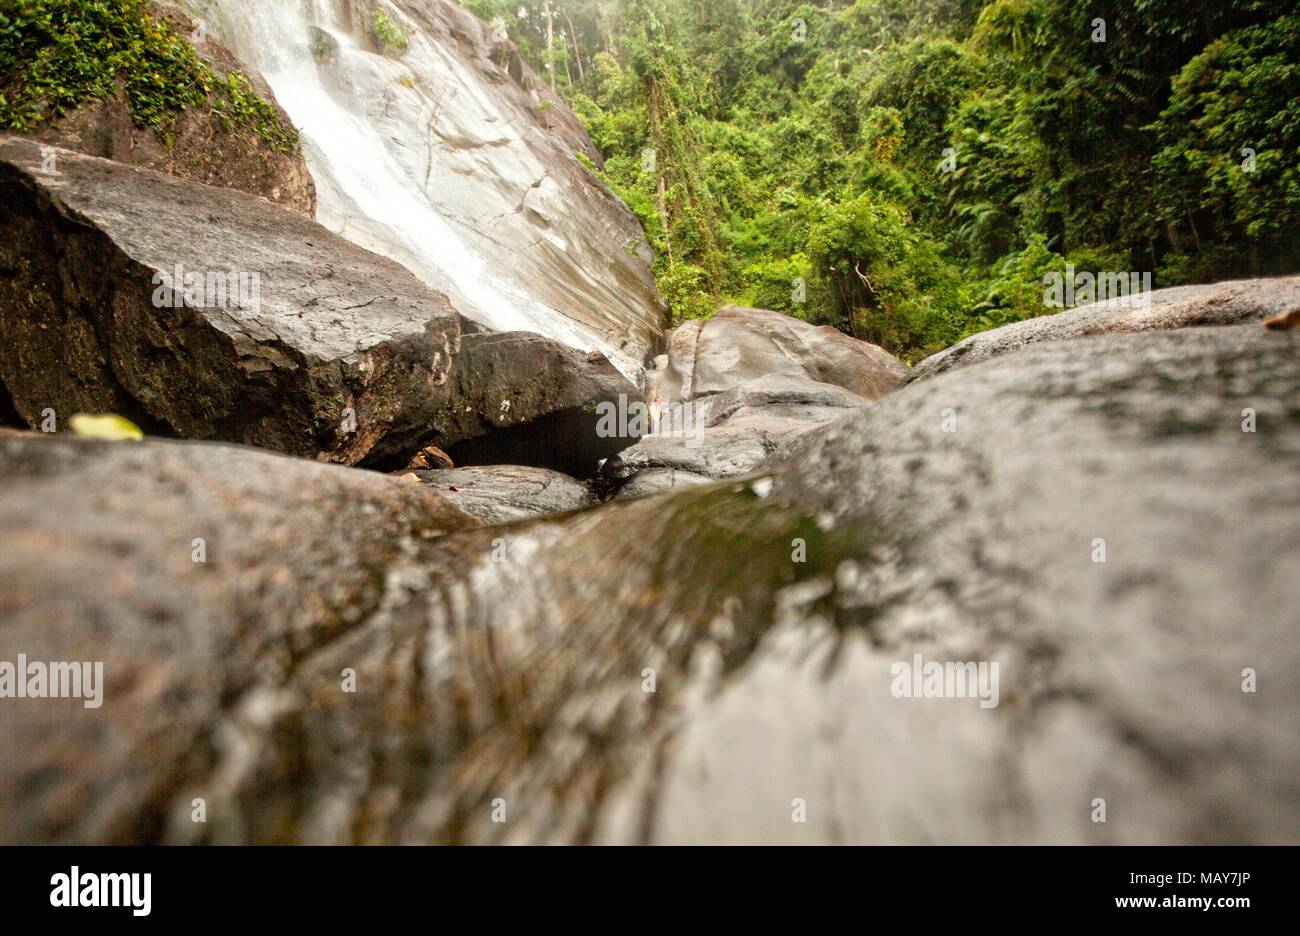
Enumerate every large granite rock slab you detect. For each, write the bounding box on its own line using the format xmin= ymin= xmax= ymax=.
xmin=0 ymin=136 xmax=460 ymax=465
xmin=3 ymin=323 xmax=1293 ymax=843
xmin=0 ymin=138 xmax=636 ymax=470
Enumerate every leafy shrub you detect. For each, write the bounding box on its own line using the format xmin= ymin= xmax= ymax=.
xmin=0 ymin=0 xmax=298 ymax=151
xmin=656 ymin=262 xmax=716 ymax=321
xmin=807 ymin=193 xmax=965 ymax=359
xmin=1149 ymin=13 xmax=1300 ymax=276
xmin=370 ymin=8 xmax=408 ymax=55
xmin=963 ymin=234 xmax=1065 ymax=334
xmin=209 ymin=72 xmax=299 ymax=152
xmin=739 ymin=253 xmax=817 ymax=318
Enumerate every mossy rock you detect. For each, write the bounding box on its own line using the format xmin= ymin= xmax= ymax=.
xmin=308 ymin=26 xmax=340 ymax=64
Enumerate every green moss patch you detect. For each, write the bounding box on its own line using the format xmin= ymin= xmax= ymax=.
xmin=0 ymin=0 xmax=299 ymax=153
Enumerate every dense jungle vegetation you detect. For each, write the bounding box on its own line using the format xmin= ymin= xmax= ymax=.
xmin=470 ymin=0 xmax=1299 ymax=359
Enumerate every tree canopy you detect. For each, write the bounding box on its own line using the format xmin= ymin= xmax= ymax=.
xmin=474 ymin=0 xmax=1297 ymax=359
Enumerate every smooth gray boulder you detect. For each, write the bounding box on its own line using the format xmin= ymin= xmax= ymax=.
xmin=697 ymin=372 xmax=869 ymax=431
xmin=649 ymin=305 xmax=908 ymax=403
xmin=0 ymin=138 xmax=636 ymax=470
xmin=912 ymin=275 xmax=1300 ymax=381
xmin=608 ymin=309 xmax=907 ymax=497
xmin=607 ymin=467 xmax=713 ymax=499
xmin=410 ymin=465 xmax=595 ymax=524
xmin=600 ymin=374 xmax=865 ymax=494
xmin=3 ymin=323 xmax=1293 ymax=843
xmin=602 ymin=428 xmax=775 ymax=499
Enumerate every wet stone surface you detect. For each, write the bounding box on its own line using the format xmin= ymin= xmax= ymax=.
xmin=1 ymin=324 xmax=1294 ymax=843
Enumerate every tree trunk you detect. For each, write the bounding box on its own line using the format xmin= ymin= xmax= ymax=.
xmin=657 ymin=175 xmax=673 ymax=267
xmin=543 ymin=3 xmax=556 ymax=91
xmin=563 ymin=8 xmax=585 ymax=82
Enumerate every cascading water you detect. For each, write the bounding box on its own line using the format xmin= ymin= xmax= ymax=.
xmin=197 ymin=0 xmax=660 ymax=382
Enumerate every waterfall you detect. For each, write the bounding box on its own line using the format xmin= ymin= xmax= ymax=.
xmin=198 ymin=0 xmax=648 ymax=381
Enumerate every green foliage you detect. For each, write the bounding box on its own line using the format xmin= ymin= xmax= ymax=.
xmin=963 ymin=233 xmax=1064 ymax=334
xmin=0 ymin=0 xmax=299 ymax=152
xmin=0 ymin=0 xmax=207 ymax=131
xmin=807 ymin=192 xmax=965 ymax=358
xmin=516 ymin=0 xmax=1296 ymax=355
xmin=862 ymin=37 xmax=982 ymax=170
xmin=738 ymin=253 xmax=816 ymax=318
xmin=1149 ymin=13 xmax=1300 ymax=278
xmin=941 ymin=89 xmax=1036 ymax=264
xmin=209 ymin=72 xmax=300 ymax=152
xmin=655 ymin=262 xmax=716 ymax=320
xmin=370 ymin=8 xmax=408 ymax=55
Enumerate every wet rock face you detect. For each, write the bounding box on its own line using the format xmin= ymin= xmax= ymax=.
xmin=5 ymin=325 xmax=1293 ymax=844
xmin=410 ymin=465 xmax=595 ymax=524
xmin=432 ymin=330 xmax=638 ymax=477
xmin=911 ymin=275 xmax=1300 ymax=382
xmin=24 ymin=0 xmax=316 ymax=216
xmin=0 ymin=136 xmax=459 ymax=465
xmin=0 ymin=138 xmax=634 ymax=471
xmin=386 ymin=0 xmax=667 ymax=370
xmin=606 ymin=308 xmax=908 ymax=497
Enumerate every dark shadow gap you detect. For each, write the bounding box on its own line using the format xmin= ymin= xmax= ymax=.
xmin=0 ymin=379 xmax=24 ymax=427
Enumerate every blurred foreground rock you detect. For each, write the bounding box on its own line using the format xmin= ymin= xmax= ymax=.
xmin=1 ymin=323 xmax=1295 ymax=843
xmin=0 ymin=435 xmax=476 ymax=844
